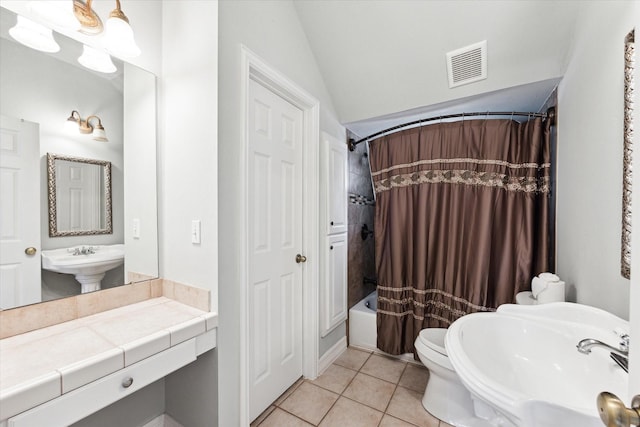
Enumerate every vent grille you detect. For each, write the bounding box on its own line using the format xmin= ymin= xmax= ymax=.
xmin=446 ymin=41 xmax=487 ymax=88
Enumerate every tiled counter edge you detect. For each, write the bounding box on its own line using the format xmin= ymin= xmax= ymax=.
xmin=0 ymin=279 xmax=217 ymax=423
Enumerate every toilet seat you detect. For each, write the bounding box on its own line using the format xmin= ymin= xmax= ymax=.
xmin=418 ymin=328 xmax=447 ymax=356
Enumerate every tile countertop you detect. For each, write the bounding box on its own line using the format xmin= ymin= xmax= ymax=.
xmin=0 ymin=297 xmax=217 ymax=420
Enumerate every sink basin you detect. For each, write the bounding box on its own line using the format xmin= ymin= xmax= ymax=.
xmin=41 ymin=244 xmax=124 ymax=293
xmin=445 ymin=303 xmax=628 ymax=427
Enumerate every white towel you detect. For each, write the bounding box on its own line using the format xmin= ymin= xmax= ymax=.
xmin=538 ymin=272 xmax=560 ymax=282
xmin=531 ymin=277 xmax=548 ymax=298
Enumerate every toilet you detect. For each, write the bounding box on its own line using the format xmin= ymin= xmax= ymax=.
xmin=416 ymin=293 xmax=533 ymax=426
xmin=414 ymin=328 xmax=475 ymax=424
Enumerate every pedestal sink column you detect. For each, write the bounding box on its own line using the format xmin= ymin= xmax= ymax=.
xmin=74 ymin=273 xmax=106 ymax=293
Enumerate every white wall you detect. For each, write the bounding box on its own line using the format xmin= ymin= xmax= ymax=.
xmin=159 ymin=0 xmax=219 ymax=423
xmin=556 ymin=1 xmax=639 ymax=320
xmin=218 ymin=1 xmax=344 ymax=425
xmin=159 ymin=0 xmax=218 ymax=308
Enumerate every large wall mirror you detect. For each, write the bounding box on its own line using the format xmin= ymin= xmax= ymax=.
xmin=0 ymin=6 xmax=158 ymax=310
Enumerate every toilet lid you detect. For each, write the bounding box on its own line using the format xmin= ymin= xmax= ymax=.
xmin=418 ymin=328 xmax=448 ymax=356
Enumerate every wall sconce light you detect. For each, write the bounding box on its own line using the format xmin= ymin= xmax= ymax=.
xmin=65 ymin=110 xmax=109 ymax=142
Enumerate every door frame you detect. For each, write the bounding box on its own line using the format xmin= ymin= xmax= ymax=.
xmin=239 ymin=45 xmax=320 ymax=424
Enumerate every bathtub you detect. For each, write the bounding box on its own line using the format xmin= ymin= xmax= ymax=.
xmin=348 ymin=291 xmax=378 ymax=351
xmin=349 ymin=290 xmax=418 ymax=362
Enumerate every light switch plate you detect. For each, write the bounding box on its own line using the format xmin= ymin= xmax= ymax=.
xmin=132 ymin=218 xmax=140 ymax=239
xmin=191 ymin=220 xmax=201 ymax=244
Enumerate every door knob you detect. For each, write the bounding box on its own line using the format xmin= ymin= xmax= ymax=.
xmin=25 ymin=247 xmax=37 ymax=256
xmin=296 ymin=254 xmax=307 ymax=263
xmin=597 ymin=392 xmax=640 ymax=426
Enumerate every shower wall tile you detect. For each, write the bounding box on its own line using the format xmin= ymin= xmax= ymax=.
xmin=348 ymin=141 xmax=369 ymax=174
xmin=348 ymin=203 xmax=360 ymax=226
xmin=347 ymin=132 xmax=377 ymax=316
xmin=351 ymin=173 xmax=374 ymax=200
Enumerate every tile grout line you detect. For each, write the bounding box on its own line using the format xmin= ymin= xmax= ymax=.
xmin=255 ymin=348 xmax=433 ymax=427
xmin=377 ymin=361 xmax=408 ymax=427
xmin=314 ymin=349 xmax=374 ymax=426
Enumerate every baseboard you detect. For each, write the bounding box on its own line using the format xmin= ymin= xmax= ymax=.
xmin=318 ymin=336 xmax=347 ymax=375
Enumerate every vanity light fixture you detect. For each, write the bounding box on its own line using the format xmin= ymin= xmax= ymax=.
xmin=65 ymin=110 xmax=109 ymax=142
xmin=73 ymin=0 xmax=141 ymax=58
xmin=78 ymin=44 xmax=117 ymax=73
xmin=8 ymin=15 xmax=60 ymax=53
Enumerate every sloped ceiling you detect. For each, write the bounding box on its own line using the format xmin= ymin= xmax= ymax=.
xmin=294 ymin=0 xmax=582 ymax=137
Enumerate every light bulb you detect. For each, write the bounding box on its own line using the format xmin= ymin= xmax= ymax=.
xmin=104 ymin=16 xmax=141 ymax=58
xmin=9 ymin=15 xmax=60 ymax=53
xmin=92 ymin=126 xmax=108 ymax=142
xmin=78 ymin=45 xmax=117 ymax=74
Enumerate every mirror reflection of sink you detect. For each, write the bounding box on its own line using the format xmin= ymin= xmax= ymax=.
xmin=41 ymin=244 xmax=125 ymax=293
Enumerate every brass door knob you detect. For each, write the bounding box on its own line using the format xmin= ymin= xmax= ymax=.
xmin=296 ymin=254 xmax=307 ymax=263
xmin=597 ymin=392 xmax=640 ymax=427
xmin=25 ymin=247 xmax=37 ymax=256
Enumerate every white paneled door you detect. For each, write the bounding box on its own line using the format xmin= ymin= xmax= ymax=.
xmin=0 ymin=115 xmax=41 ymax=309
xmin=248 ymin=79 xmax=304 ymax=421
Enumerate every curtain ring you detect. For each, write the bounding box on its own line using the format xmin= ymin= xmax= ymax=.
xmin=510 ymin=112 xmax=514 ymax=121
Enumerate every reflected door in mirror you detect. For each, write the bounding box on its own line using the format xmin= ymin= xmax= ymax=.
xmin=55 ymin=159 xmax=107 ymax=232
xmin=0 ymin=115 xmax=41 ymax=309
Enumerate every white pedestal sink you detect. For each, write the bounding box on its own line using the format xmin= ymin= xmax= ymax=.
xmin=445 ymin=303 xmax=629 ymax=427
xmin=41 ymin=244 xmax=125 ymax=293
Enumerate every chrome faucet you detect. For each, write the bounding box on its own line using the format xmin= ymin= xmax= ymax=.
xmin=577 ymin=335 xmax=629 ymax=357
xmin=72 ymin=246 xmax=96 ymax=256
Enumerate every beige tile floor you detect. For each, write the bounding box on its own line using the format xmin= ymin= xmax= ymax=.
xmin=251 ymin=347 xmax=454 ymax=427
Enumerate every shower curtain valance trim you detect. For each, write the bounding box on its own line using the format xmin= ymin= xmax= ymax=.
xmin=374 ymin=168 xmax=550 ymax=195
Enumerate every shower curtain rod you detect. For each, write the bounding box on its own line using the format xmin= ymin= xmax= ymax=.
xmin=347 ymin=107 xmax=556 ymax=151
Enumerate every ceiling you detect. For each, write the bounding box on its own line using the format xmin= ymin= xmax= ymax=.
xmin=293 ymin=0 xmax=583 ymax=137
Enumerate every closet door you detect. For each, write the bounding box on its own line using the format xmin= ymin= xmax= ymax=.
xmin=321 ymin=233 xmax=347 ymax=337
xmin=321 ymin=133 xmax=348 ymax=235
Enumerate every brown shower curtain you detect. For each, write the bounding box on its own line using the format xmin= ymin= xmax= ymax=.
xmin=370 ymin=118 xmax=551 ymax=355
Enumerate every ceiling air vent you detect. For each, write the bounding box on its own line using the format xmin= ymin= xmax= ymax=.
xmin=446 ymin=40 xmax=487 ymax=88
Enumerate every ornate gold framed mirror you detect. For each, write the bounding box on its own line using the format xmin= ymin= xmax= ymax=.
xmin=47 ymin=153 xmax=113 ymax=237
xmin=621 ymin=29 xmax=634 ymax=279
